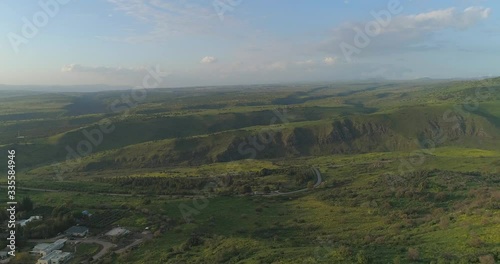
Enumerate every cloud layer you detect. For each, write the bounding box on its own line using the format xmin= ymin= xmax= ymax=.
xmin=105 ymin=0 xmax=221 ymax=42
xmin=320 ymin=6 xmax=491 ymax=58
xmin=59 ymin=4 xmax=494 ymax=86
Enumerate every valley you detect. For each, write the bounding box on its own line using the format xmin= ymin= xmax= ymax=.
xmin=0 ymin=79 xmax=499 ymax=263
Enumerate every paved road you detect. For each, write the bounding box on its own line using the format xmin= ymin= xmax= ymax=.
xmin=77 ymin=238 xmax=116 ymax=260
xmin=0 ymin=186 xmax=60 ymax=192
xmin=0 ymin=167 xmax=324 ymax=200
xmin=0 ymin=185 xmax=206 ymax=199
xmin=114 ymin=233 xmax=153 ymax=254
xmin=312 ymin=167 xmax=323 ymax=187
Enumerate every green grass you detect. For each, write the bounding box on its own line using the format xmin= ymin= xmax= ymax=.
xmin=65 ymin=243 xmax=102 ymax=264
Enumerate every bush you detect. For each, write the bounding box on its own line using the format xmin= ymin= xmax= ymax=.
xmin=439 ymin=216 xmax=450 ymax=229
xmin=407 ymin=248 xmax=419 ymax=261
xmin=468 ymin=235 xmax=484 ymax=248
xmin=356 ymin=250 xmax=369 ymax=264
xmin=240 ymin=185 xmax=252 ymax=194
xmin=478 ymin=254 xmax=495 ymax=264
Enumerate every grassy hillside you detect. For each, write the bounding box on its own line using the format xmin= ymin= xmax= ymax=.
xmin=0 ymin=79 xmax=499 ymax=263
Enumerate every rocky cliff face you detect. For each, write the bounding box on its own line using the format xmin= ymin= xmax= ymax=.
xmin=64 ymin=112 xmax=499 ymax=172
xmin=219 ymin=114 xmax=496 ymax=162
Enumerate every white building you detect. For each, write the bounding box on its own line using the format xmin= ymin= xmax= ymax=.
xmin=17 ymin=215 xmax=42 ymax=227
xmin=31 ymin=239 xmax=67 ymax=256
xmin=105 ymin=227 xmax=130 ymax=237
xmin=36 ymin=250 xmax=72 ymax=264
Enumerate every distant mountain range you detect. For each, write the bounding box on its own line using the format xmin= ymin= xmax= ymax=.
xmin=1 ymin=76 xmax=498 ymax=92
xmin=0 ymin=84 xmax=133 ymax=92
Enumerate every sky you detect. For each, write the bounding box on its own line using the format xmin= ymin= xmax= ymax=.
xmin=0 ymin=0 xmax=499 ymax=90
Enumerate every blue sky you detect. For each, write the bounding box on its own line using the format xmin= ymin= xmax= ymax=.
xmin=1 ymin=0 xmax=499 ymax=89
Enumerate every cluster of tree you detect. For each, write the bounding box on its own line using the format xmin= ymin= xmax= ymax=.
xmin=93 ymin=166 xmax=316 ymax=196
xmin=97 ymin=176 xmax=219 ymax=193
xmin=21 ymin=204 xmax=75 ymax=239
xmin=95 ymin=174 xmax=259 ymax=195
xmin=259 ymin=167 xmax=315 ymax=185
xmin=0 ymin=197 xmax=34 ymax=222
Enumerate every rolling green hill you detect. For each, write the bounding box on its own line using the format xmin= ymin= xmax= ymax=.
xmin=1 ymin=78 xmax=499 ymax=263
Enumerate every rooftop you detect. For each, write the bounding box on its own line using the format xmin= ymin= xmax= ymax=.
xmin=33 ymin=243 xmax=50 ymax=251
xmin=38 ymin=250 xmax=72 ymax=261
xmin=105 ymin=227 xmax=130 ymax=237
xmin=32 ymin=239 xmax=67 ymax=255
xmin=65 ymin=226 xmax=89 ymax=234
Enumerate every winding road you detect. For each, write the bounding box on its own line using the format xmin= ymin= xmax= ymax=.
xmin=114 ymin=233 xmax=153 ymax=254
xmin=1 ymin=167 xmax=323 ymax=198
xmin=77 ymin=238 xmax=116 ymax=260
xmin=1 ymin=168 xmax=323 ymax=198
xmin=0 ymin=185 xmax=206 ymax=199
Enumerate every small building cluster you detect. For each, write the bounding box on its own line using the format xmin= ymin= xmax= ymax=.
xmin=29 ymin=226 xmax=89 ymax=263
xmin=36 ymin=250 xmax=72 ymax=264
xmin=31 ymin=239 xmax=66 ymax=256
xmin=31 ymin=239 xmax=73 ymax=264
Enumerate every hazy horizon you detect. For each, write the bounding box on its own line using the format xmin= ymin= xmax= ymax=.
xmin=2 ymin=0 xmax=499 ymax=90
xmin=1 ymin=75 xmax=498 ymax=93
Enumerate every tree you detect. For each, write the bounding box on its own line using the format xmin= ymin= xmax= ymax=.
xmin=337 ymin=246 xmax=352 ymax=259
xmin=10 ymin=252 xmax=35 ymax=264
xmin=241 ymin=185 xmax=252 ymax=194
xmin=439 ymin=216 xmax=450 ymax=230
xmin=21 ymin=197 xmax=33 ymax=212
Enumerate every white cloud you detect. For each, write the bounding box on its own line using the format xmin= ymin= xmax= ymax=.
xmin=200 ymin=56 xmax=217 ymax=64
xmin=104 ymin=0 xmax=221 ymax=42
xmin=385 ymin=6 xmax=491 ymax=33
xmin=320 ymin=6 xmax=491 ymax=56
xmin=324 ymin=56 xmax=337 ymax=65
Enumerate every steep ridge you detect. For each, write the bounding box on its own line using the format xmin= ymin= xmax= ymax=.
xmin=45 ymin=109 xmax=499 ymax=174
